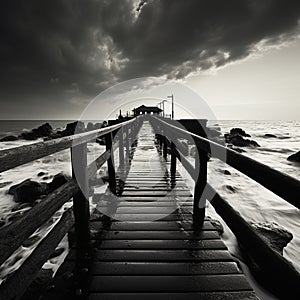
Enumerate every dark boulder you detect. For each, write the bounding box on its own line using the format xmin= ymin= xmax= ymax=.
xmin=86 ymin=122 xmax=95 ymax=131
xmin=19 ymin=131 xmax=40 ymax=140
xmin=0 ymin=135 xmax=18 ymax=142
xmin=287 ymin=151 xmax=300 ymax=163
xmin=239 ymin=222 xmax=295 ymax=298
xmin=19 ymin=123 xmax=53 ymax=140
xmin=225 ymin=134 xmax=260 ymax=147
xmin=264 ymin=133 xmax=277 ymax=138
xmin=34 ymin=123 xmax=53 ymax=136
xmin=230 ymin=128 xmax=251 ymax=137
xmin=9 ymin=179 xmax=49 ymax=203
xmin=251 ymin=222 xmax=293 ymax=255
xmin=61 ymin=121 xmax=85 ymax=136
xmin=48 ymin=173 xmax=69 ymax=192
xmin=224 ymin=185 xmax=237 ymax=193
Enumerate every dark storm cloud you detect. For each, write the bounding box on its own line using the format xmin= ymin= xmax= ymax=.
xmin=0 ymin=0 xmax=300 ymax=111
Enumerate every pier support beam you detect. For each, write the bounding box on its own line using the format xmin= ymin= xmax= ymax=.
xmin=71 ymin=142 xmax=91 ymax=254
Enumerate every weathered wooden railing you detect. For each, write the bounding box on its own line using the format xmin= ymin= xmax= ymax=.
xmin=0 ymin=116 xmax=142 ymax=299
xmin=149 ymin=115 xmax=300 ymax=298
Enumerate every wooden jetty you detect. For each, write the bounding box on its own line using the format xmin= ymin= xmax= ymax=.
xmin=0 ymin=115 xmax=300 ymax=299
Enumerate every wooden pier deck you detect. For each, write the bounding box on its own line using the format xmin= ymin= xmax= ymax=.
xmin=2 ymin=115 xmax=300 ymax=299
xmin=52 ymin=122 xmax=257 ymax=299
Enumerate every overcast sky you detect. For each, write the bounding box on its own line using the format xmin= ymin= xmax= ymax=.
xmin=0 ymin=0 xmax=300 ymax=120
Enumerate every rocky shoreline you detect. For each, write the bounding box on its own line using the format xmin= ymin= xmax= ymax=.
xmin=0 ymin=121 xmax=103 ymax=142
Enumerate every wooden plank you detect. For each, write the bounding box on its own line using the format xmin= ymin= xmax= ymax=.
xmin=99 ymin=207 xmax=180 ymax=215
xmin=111 ymin=214 xmax=190 ymax=221
xmin=90 ymin=261 xmax=240 ymax=275
xmin=88 ymin=291 xmax=258 ymax=300
xmin=121 ymin=191 xmax=192 ymax=197
xmin=118 ymin=196 xmax=193 ymax=202
xmin=108 ymin=221 xmax=215 ymax=231
xmin=95 ymin=239 xmax=227 ymax=250
xmin=89 ymin=249 xmax=233 ymax=262
xmin=113 ymin=207 xmax=181 ymax=214
xmin=97 ymin=201 xmax=192 ymax=207
xmin=88 ymin=274 xmax=252 ymax=292
xmin=93 ymin=231 xmax=220 ymax=240
xmin=123 ymin=187 xmax=190 ymax=191
xmin=124 ymin=183 xmax=186 ymax=187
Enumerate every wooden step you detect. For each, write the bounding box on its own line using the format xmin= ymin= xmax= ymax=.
xmin=87 ymin=291 xmax=258 ymax=300
xmin=88 ymin=274 xmax=252 ymax=292
xmin=90 ymin=261 xmax=240 ymax=275
xmin=94 ymin=239 xmax=227 ymax=250
xmin=93 ymin=231 xmax=220 ymax=240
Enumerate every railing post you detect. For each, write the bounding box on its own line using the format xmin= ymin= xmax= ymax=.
xmin=170 ymin=141 xmax=177 ymax=187
xmin=163 ymin=132 xmax=168 ymax=161
xmin=105 ymin=132 xmax=117 ymax=194
xmin=118 ymin=127 xmax=125 ymax=169
xmin=159 ymin=126 xmax=163 ymax=149
xmin=193 ymin=143 xmax=207 ymax=229
xmin=71 ymin=142 xmax=91 ymax=254
xmin=125 ymin=125 xmax=130 ymax=165
xmin=170 ymin=142 xmax=177 ymax=176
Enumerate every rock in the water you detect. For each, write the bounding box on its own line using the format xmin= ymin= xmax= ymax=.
xmin=251 ymin=222 xmax=293 ymax=255
xmin=225 ymin=128 xmax=259 ymax=147
xmin=264 ymin=133 xmax=277 ymax=138
xmin=225 ymin=133 xmax=260 ymax=147
xmin=19 ymin=123 xmax=53 ymax=140
xmin=287 ymin=151 xmax=300 ymax=163
xmin=34 ymin=123 xmax=53 ymax=136
xmin=238 ymin=222 xmax=295 ymax=298
xmin=225 ymin=185 xmax=237 ymax=193
xmin=230 ymin=128 xmax=251 ymax=137
xmin=9 ymin=179 xmax=49 ymax=203
xmin=61 ymin=121 xmax=85 ymax=136
xmin=48 ymin=173 xmax=69 ymax=192
xmin=0 ymin=135 xmax=18 ymax=142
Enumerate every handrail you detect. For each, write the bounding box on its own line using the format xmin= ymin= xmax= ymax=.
xmin=153 ymin=116 xmax=300 ymax=209
xmin=0 ymin=116 xmax=142 ymax=300
xmin=150 ymin=115 xmax=300 ymax=298
xmin=0 ymin=118 xmax=135 ymax=173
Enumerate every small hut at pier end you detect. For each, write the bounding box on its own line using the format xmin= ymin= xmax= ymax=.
xmin=133 ymin=105 xmax=162 ymax=116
